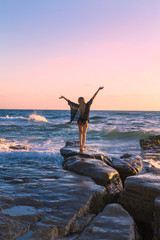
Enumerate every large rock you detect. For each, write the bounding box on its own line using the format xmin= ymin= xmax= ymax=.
xmin=111 ymin=154 xmax=143 ymax=181
xmin=77 ymin=203 xmax=140 ymax=240
xmin=60 ymin=143 xmax=143 ymax=182
xmin=140 ymin=135 xmax=160 ymax=151
xmin=60 ymin=141 xmax=111 ymax=165
xmin=62 ymin=156 xmax=122 ymax=193
xmin=119 ymin=173 xmax=160 ymax=223
xmin=154 ymin=196 xmax=160 ymax=240
xmin=0 ymin=166 xmax=109 ymax=240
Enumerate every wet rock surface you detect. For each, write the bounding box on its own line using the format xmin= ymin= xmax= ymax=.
xmin=61 ymin=142 xmax=146 ymax=239
xmin=0 ymin=162 xmax=109 ymax=239
xmin=61 ymin=142 xmax=143 ymax=183
xmin=9 ymin=144 xmax=30 ymax=150
xmin=61 ymin=142 xmax=123 ymax=211
xmin=60 ymin=141 xmax=112 ymax=165
xmin=117 ymin=135 xmax=160 ymax=240
xmin=140 ymin=135 xmax=160 ymax=151
xmin=111 ymin=154 xmax=143 ymax=181
xmin=62 ymin=155 xmax=122 ymax=190
xmin=119 ymin=173 xmax=160 ymax=223
xmin=0 ymin=215 xmax=29 ymax=240
xmin=77 ymin=203 xmax=140 ymax=240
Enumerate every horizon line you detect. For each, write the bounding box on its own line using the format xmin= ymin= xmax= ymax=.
xmin=0 ymin=108 xmax=160 ymax=112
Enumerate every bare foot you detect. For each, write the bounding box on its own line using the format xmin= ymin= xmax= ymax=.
xmin=80 ymin=147 xmax=84 ymax=153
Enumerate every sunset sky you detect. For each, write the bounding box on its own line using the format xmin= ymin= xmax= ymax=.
xmin=0 ymin=0 xmax=160 ymax=110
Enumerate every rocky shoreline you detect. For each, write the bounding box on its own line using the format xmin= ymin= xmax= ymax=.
xmin=0 ymin=136 xmax=160 ymax=239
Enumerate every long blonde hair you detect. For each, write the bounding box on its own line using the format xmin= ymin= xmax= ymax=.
xmin=78 ymin=97 xmax=86 ymax=117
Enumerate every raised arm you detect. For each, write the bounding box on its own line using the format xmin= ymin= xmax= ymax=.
xmin=59 ymin=96 xmax=79 ymax=109
xmin=91 ymin=87 xmax=104 ymax=101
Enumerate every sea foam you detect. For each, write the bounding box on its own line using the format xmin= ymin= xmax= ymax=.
xmin=28 ymin=114 xmax=48 ymax=123
xmin=0 ymin=115 xmax=26 ymax=120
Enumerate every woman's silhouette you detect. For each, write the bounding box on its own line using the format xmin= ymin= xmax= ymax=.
xmin=59 ymin=87 xmax=104 ymax=152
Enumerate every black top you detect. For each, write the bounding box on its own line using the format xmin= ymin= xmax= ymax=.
xmin=68 ymin=99 xmax=93 ymax=123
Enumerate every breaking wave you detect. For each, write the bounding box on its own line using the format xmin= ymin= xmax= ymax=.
xmin=88 ymin=129 xmax=157 ymax=140
xmin=28 ymin=114 xmax=48 ymax=123
xmin=104 ymin=129 xmax=154 ymax=139
xmin=0 ymin=114 xmax=49 ymax=123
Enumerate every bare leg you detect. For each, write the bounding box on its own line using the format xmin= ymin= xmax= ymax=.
xmin=82 ymin=122 xmax=88 ymax=150
xmin=78 ymin=124 xmax=83 ymax=151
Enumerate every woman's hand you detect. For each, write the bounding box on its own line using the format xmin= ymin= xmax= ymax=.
xmin=91 ymin=87 xmax=104 ymax=101
xmin=59 ymin=96 xmax=64 ymax=99
xmin=99 ymin=86 xmax=104 ymax=90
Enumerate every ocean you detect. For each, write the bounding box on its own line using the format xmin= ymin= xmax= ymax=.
xmin=0 ymin=109 xmax=160 ymax=170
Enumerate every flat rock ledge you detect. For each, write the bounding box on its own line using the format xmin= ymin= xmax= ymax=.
xmin=60 ymin=142 xmax=123 ymax=204
xmin=0 ymin=167 xmax=109 ymax=240
xmin=75 ymin=203 xmax=140 ymax=240
xmin=60 ymin=141 xmax=112 ymax=165
xmin=62 ymin=155 xmax=123 ymax=198
xmin=60 ymin=142 xmax=143 ymax=182
xmin=119 ymin=173 xmax=160 ymax=224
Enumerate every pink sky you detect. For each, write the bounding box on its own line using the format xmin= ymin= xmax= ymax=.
xmin=0 ymin=1 xmax=160 ymax=110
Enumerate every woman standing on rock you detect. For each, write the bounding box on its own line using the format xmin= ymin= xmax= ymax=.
xmin=59 ymin=87 xmax=104 ymax=152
